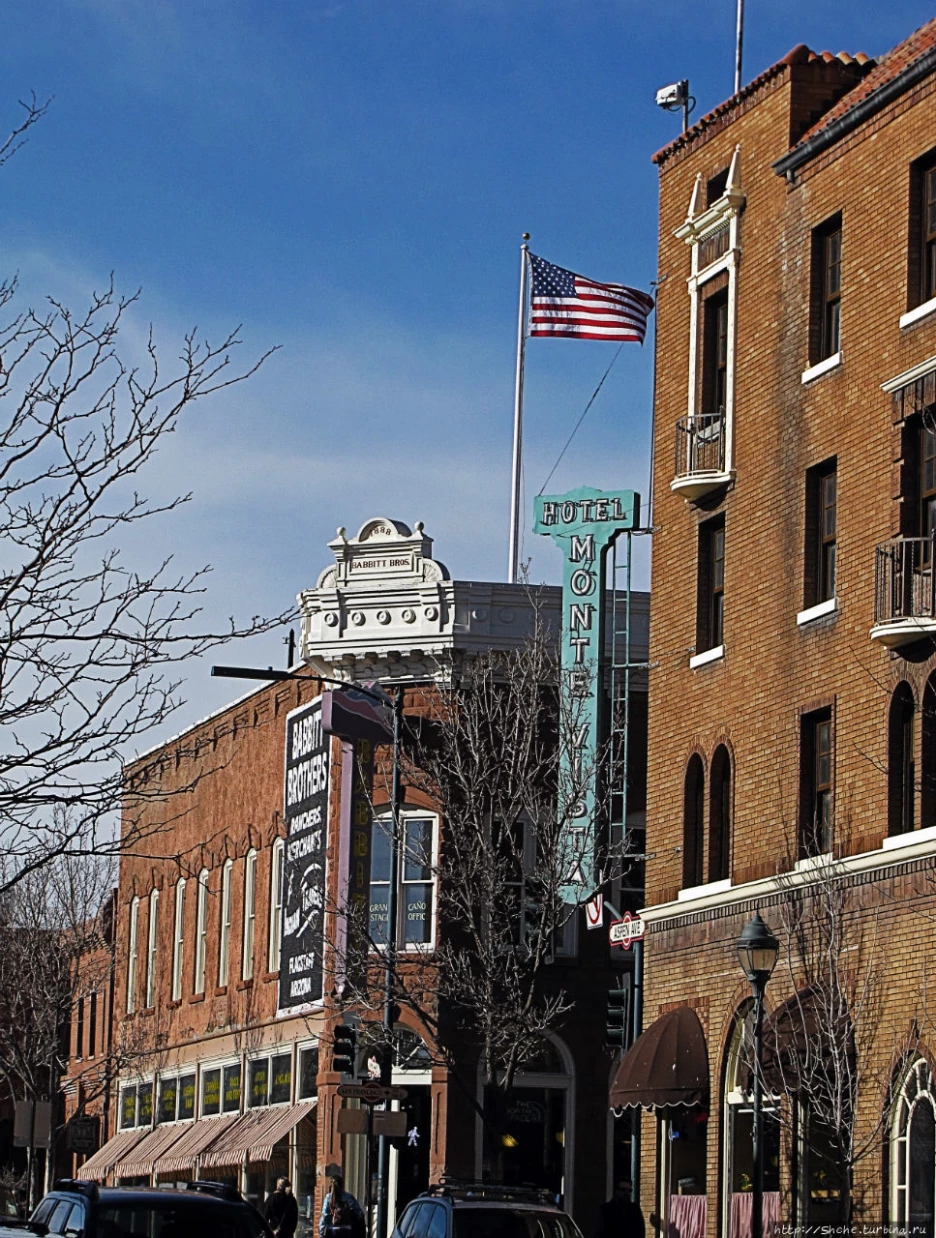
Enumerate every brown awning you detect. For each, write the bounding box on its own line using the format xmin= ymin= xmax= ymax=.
xmin=201 ymin=1101 xmax=317 ymax=1169
xmin=114 ymin=1122 xmax=191 ymax=1179
xmin=77 ymin=1128 xmax=149 ymax=1181
xmin=761 ymin=985 xmax=851 ymax=1093
xmin=153 ymin=1113 xmax=240 ymax=1176
xmin=610 ymin=1005 xmax=709 ymax=1110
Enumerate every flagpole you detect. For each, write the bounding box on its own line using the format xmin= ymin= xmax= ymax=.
xmin=508 ymin=233 xmax=530 ymax=584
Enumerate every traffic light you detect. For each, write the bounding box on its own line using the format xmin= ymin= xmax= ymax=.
xmin=332 ymin=1024 xmax=357 ymax=1075
xmin=606 ymin=977 xmax=632 ymax=1048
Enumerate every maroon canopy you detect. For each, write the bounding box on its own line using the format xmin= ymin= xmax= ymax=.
xmin=610 ymin=1005 xmax=709 ymax=1110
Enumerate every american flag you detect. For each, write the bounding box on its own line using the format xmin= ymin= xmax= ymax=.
xmin=528 ymin=253 xmax=654 ymax=342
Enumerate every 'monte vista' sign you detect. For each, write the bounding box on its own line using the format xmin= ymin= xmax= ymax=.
xmin=533 ymin=486 xmax=640 ymax=904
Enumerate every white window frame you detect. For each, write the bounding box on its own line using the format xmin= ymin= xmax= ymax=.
xmin=369 ymin=811 xmax=439 ymax=952
xmin=242 ymin=849 xmax=257 ymax=981
xmin=171 ymin=878 xmax=186 ymax=1001
xmin=268 ymin=838 xmax=285 ymax=973
xmin=145 ymin=888 xmax=159 ymax=1008
xmin=126 ymin=897 xmax=139 ymax=1014
xmin=891 ymin=1056 xmax=936 ymax=1228
xmin=218 ymin=859 xmax=233 ymax=987
xmin=194 ymin=868 xmax=209 ymax=995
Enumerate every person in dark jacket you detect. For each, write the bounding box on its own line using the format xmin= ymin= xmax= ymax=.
xmin=318 ymin=1175 xmax=364 ymax=1238
xmin=595 ymin=1179 xmax=645 ymax=1238
xmin=264 ymin=1178 xmax=300 ymax=1238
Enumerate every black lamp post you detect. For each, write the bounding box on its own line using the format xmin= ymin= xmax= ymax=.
xmin=736 ymin=912 xmax=779 ymax=1238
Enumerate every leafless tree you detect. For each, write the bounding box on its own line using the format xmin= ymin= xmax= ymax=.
xmin=0 ymin=97 xmax=291 ymax=891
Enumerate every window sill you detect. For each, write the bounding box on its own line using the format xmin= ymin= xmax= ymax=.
xmin=213 ymin=986 xmax=228 ymax=998
xmin=882 ymin=823 xmax=936 ymax=852
xmin=794 ymin=852 xmax=832 ymax=873
xmin=236 ymin=978 xmax=254 ymax=991
xmin=801 ymin=352 xmax=842 ymax=385
xmin=797 ymin=597 xmax=838 ymax=626
xmin=188 ymin=992 xmax=206 ymax=1005
xmin=261 ymin=970 xmax=280 ymax=983
xmin=689 ymin=644 xmax=724 ymax=669
xmin=677 ymin=877 xmax=731 ymax=902
xmin=167 ymin=999 xmax=182 ymax=1010
xmin=899 ymin=296 xmax=936 ymax=330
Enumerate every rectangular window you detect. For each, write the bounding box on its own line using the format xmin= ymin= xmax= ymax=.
xmin=800 ymin=707 xmax=833 ymax=857
xmin=701 ymin=288 xmax=729 ymax=420
xmin=298 ymin=1047 xmax=318 ymax=1099
xmin=909 ymin=152 xmax=936 ymax=308
xmin=811 ymin=216 xmax=842 ymax=363
xmin=696 ymin=516 xmax=726 ymax=653
xmin=178 ymin=1073 xmax=196 ymax=1121
xmin=194 ymin=871 xmax=208 ymax=996
xmin=222 ymin=1064 xmax=241 ymax=1113
xmin=138 ymin=1083 xmax=153 ymax=1126
xmin=145 ymin=891 xmax=158 ymax=1009
xmin=923 ymin=165 xmax=936 ymax=303
xmin=88 ymin=992 xmax=97 ymax=1059
xmin=268 ymin=839 xmax=284 ymax=973
xmin=805 ymin=460 xmax=837 ymax=606
xmin=269 ymin=1052 xmax=292 ymax=1104
xmin=120 ymin=1087 xmax=137 ymax=1130
xmin=75 ymin=998 xmax=85 ymax=1059
xmin=159 ymin=1077 xmax=178 ymax=1124
xmin=126 ymin=898 xmax=139 ymax=1014
xmin=171 ymin=880 xmax=185 ymax=1002
xmin=242 ymin=850 xmax=257 ymax=981
xmin=368 ymin=816 xmax=437 ymax=948
xmin=218 ymin=861 xmax=232 ymax=987
xmin=249 ymin=1058 xmax=269 ymax=1108
xmin=202 ymin=1067 xmax=221 ymax=1116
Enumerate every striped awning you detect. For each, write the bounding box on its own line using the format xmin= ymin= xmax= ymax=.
xmin=114 ymin=1122 xmax=191 ymax=1179
xmin=200 ymin=1101 xmax=317 ymax=1169
xmin=77 ymin=1128 xmax=148 ymax=1181
xmin=153 ymin=1113 xmax=240 ymax=1176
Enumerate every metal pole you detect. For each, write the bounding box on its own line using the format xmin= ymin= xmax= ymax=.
xmin=752 ymin=979 xmax=765 ymax=1238
xmin=630 ymin=937 xmax=643 ymax=1197
xmin=734 ymin=0 xmax=744 ymax=95
xmin=375 ymin=688 xmax=404 ymax=1238
xmin=508 ymin=235 xmax=530 ymax=583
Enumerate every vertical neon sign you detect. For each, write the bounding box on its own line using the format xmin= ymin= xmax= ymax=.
xmin=533 ymin=486 xmax=639 ymax=904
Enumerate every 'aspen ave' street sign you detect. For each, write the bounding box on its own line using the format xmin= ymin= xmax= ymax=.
xmin=533 ymin=486 xmax=639 ymax=904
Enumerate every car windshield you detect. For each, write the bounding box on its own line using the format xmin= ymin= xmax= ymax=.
xmin=453 ymin=1210 xmax=580 ymax=1238
xmin=97 ymin=1203 xmax=264 ymax=1238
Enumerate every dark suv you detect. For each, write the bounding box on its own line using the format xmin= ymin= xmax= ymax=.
xmin=14 ymin=1180 xmax=272 ymax=1238
xmin=390 ymin=1184 xmax=583 ymax=1238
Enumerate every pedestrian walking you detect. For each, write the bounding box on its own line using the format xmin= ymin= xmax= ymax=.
xmin=318 ymin=1174 xmax=365 ymax=1238
xmin=594 ymin=1179 xmax=645 ymax=1238
xmin=264 ymin=1178 xmax=299 ymax=1238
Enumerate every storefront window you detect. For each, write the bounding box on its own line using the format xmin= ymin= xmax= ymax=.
xmin=159 ymin=1077 xmax=178 ymax=1124
xmin=120 ymin=1088 xmax=137 ymax=1129
xmin=299 ymin=1047 xmax=318 ymax=1099
xmin=250 ymin=1059 xmax=269 ymax=1108
xmin=178 ymin=1074 xmax=196 ymax=1121
xmin=223 ymin=1064 xmax=242 ymax=1113
xmin=138 ymin=1083 xmax=154 ymax=1126
xmin=722 ymin=1007 xmax=780 ymax=1236
xmin=202 ymin=1068 xmax=221 ymax=1116
xmin=369 ymin=815 xmax=436 ymax=948
xmin=270 ymin=1053 xmax=292 ymax=1104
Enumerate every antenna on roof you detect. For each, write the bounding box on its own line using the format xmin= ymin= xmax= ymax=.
xmin=734 ymin=0 xmax=744 ymax=94
xmin=655 ymin=80 xmax=694 ymax=133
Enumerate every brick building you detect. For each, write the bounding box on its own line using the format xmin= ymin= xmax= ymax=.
xmin=70 ymin=517 xmax=649 ymax=1238
xmin=617 ymin=15 xmax=936 ymax=1234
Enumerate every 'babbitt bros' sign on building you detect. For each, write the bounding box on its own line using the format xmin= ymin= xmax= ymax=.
xmin=533 ymin=486 xmax=640 ymax=904
xmin=279 ymin=697 xmax=329 ymax=1011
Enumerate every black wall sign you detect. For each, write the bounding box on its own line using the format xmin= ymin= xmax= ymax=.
xmin=279 ymin=696 xmax=330 ymax=1011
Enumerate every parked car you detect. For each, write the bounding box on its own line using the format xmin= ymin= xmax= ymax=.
xmin=12 ymin=1180 xmax=272 ymax=1238
xmin=390 ymin=1183 xmax=584 ymax=1238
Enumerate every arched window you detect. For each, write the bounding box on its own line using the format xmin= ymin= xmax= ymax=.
xmin=242 ymin=849 xmax=257 ymax=981
xmin=145 ymin=888 xmax=159 ymax=1008
xmin=126 ymin=897 xmax=140 ymax=1014
xmin=194 ymin=868 xmax=209 ymax=995
xmin=268 ymin=839 xmax=285 ymax=973
xmin=922 ymin=673 xmax=936 ymax=830
xmin=892 ymin=1057 xmax=936 ymax=1231
xmin=683 ymin=755 xmax=705 ymax=888
xmin=171 ymin=878 xmax=186 ymax=1001
xmin=889 ymin=683 xmax=916 ymax=836
xmin=709 ymin=745 xmax=732 ymax=882
xmin=218 ymin=859 xmax=233 ymax=986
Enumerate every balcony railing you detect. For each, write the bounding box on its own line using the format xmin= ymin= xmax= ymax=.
xmin=672 ymin=409 xmax=729 ymax=499
xmin=872 ymin=535 xmax=936 ymax=646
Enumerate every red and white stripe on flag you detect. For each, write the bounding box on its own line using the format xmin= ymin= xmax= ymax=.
xmin=528 ymin=253 xmax=654 ymax=343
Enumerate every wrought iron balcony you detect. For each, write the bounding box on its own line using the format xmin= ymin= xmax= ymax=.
xmin=871 ymin=534 xmax=936 ymax=647
xmin=671 ymin=409 xmax=731 ymax=499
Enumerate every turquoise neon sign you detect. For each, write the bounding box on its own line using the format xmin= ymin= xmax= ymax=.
xmin=533 ymin=486 xmax=640 ymax=904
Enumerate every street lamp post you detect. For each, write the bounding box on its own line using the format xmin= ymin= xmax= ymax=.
xmin=736 ymin=912 xmax=779 ymax=1238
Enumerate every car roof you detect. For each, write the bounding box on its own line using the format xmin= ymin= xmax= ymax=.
xmin=95 ymin=1190 xmax=244 ymax=1206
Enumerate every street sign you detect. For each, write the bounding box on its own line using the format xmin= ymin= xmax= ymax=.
xmin=336 ymin=1082 xmax=409 ymax=1104
xmin=66 ymin=1116 xmax=99 ymax=1154
xmin=372 ymin=1110 xmax=408 ymax=1138
xmin=336 ymin=1108 xmax=369 ymax=1135
xmin=584 ymin=893 xmax=604 ymax=929
xmin=609 ymin=911 xmax=645 ymax=949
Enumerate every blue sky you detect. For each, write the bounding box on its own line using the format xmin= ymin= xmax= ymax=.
xmin=1 ymin=0 xmax=932 ymax=739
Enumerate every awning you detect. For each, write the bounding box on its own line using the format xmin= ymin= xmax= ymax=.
xmin=762 ymin=985 xmax=851 ymax=1093
xmin=201 ymin=1101 xmax=317 ymax=1169
xmin=77 ymin=1128 xmax=149 ymax=1181
xmin=113 ymin=1122 xmax=191 ymax=1179
xmin=610 ymin=1005 xmax=709 ymax=1110
xmin=153 ymin=1114 xmax=240 ymax=1176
